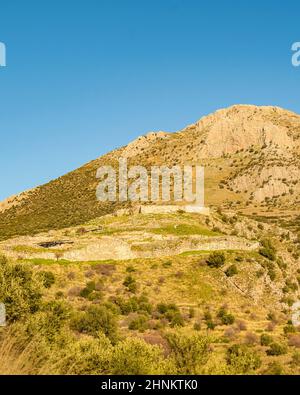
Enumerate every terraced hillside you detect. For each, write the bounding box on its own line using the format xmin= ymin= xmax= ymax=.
xmin=1 ymin=207 xmax=300 ymax=374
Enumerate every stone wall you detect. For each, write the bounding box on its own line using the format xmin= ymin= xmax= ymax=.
xmin=140 ymin=204 xmax=210 ymax=215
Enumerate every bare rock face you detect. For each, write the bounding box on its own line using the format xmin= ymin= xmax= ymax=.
xmin=253 ymin=179 xmax=289 ymax=202
xmin=192 ymin=105 xmax=295 ymax=158
xmin=228 ymin=164 xmax=300 ymax=202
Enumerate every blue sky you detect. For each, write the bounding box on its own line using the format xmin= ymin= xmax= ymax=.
xmin=0 ymin=0 xmax=299 ymax=200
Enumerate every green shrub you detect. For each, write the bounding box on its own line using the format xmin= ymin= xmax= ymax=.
xmin=226 ymin=344 xmax=262 ymax=373
xmin=157 ymin=303 xmax=178 ymax=314
xmin=206 ymin=252 xmax=225 ymax=268
xmin=26 ymin=301 xmax=71 ymax=343
xmin=290 ymin=351 xmax=300 ymax=367
xmin=281 ymin=296 xmax=295 ymax=307
xmin=115 ymin=296 xmax=138 ymax=314
xmin=264 ymin=361 xmax=285 ymax=375
xmin=71 ymin=305 xmax=119 ymax=343
xmin=123 ymin=275 xmax=137 ymax=293
xmin=165 ymin=330 xmax=211 ymax=374
xmin=259 ymin=247 xmax=276 ymax=261
xmin=170 ymin=312 xmax=185 ymax=328
xmin=285 ymin=279 xmax=298 ymax=292
xmin=277 ymin=258 xmax=287 ymax=270
xmin=203 ymin=309 xmax=215 ymax=329
xmin=284 ymin=324 xmax=296 ymax=335
xmin=266 ymin=342 xmax=287 ymax=356
xmin=157 ymin=303 xmax=178 ymax=315
xmin=217 ymin=307 xmax=235 ymax=325
xmin=221 ymin=313 xmax=235 ymax=325
xmin=80 ymin=281 xmax=95 ymax=298
xmin=268 ymin=269 xmax=276 ymax=281
xmin=225 ymin=264 xmax=238 ymax=277
xmin=137 ymin=295 xmax=153 ymax=315
xmin=38 ymin=271 xmax=56 ymax=288
xmin=203 ymin=310 xmax=212 ymax=321
xmin=189 ymin=308 xmax=195 ymax=318
xmin=58 ymin=335 xmax=113 ymax=375
xmin=79 ymin=281 xmax=102 ymax=301
xmin=128 ymin=315 xmax=149 ymax=332
xmin=55 ymin=291 xmax=64 ymax=299
xmin=206 ymin=320 xmax=216 ymax=330
xmin=111 ymin=338 xmax=171 ymax=374
xmin=260 ymin=333 xmax=273 ymax=346
xmin=256 ymin=269 xmax=264 ymax=278
xmin=126 ymin=265 xmax=136 ymax=273
xmin=0 ymin=258 xmax=42 ymax=322
xmin=156 ymin=303 xmax=183 ymax=326
xmin=259 ymin=239 xmax=276 ymax=261
xmin=114 ymin=295 xmax=152 ymax=315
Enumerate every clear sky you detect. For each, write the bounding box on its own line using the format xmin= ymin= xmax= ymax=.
xmin=0 ymin=0 xmax=300 ymax=200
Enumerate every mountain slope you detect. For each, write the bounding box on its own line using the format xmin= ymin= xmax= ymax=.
xmin=1 ymin=104 xmax=300 ymax=240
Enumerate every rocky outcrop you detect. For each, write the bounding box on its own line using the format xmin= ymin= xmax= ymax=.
xmin=192 ymin=105 xmax=295 ymax=158
xmin=121 ymin=131 xmax=170 ymax=158
xmin=228 ymin=164 xmax=300 ymax=201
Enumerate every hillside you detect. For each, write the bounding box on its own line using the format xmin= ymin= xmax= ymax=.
xmin=1 ymin=104 xmax=300 ymax=239
xmin=1 ymin=207 xmax=300 ymax=374
xmin=1 ymin=104 xmax=300 ymax=375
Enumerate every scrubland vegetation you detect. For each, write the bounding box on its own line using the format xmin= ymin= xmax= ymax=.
xmin=1 ymin=238 xmax=300 ymax=375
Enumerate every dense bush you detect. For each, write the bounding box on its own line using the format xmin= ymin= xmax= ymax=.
xmin=290 ymin=351 xmax=300 ymax=367
xmin=284 ymin=324 xmax=296 ymax=335
xmin=266 ymin=342 xmax=288 ymax=356
xmin=37 ymin=271 xmax=56 ymax=288
xmin=206 ymin=252 xmax=226 ymax=268
xmin=156 ymin=303 xmax=184 ymax=326
xmin=0 ymin=256 xmax=42 ymax=322
xmin=111 ymin=338 xmax=172 ymax=375
xmin=225 ymin=264 xmax=238 ymax=277
xmin=217 ymin=307 xmax=235 ymax=325
xmin=25 ymin=301 xmax=71 ymax=343
xmin=165 ymin=330 xmax=211 ymax=374
xmin=70 ymin=305 xmax=119 ymax=343
xmin=260 ymin=333 xmax=273 ymax=346
xmin=128 ymin=315 xmax=149 ymax=332
xmin=126 ymin=265 xmax=136 ymax=273
xmin=157 ymin=303 xmax=178 ymax=315
xmin=123 ymin=275 xmax=137 ymax=293
xmin=57 ymin=334 xmax=113 ymax=375
xmin=264 ymin=361 xmax=285 ymax=375
xmin=259 ymin=239 xmax=276 ymax=261
xmin=80 ymin=281 xmax=103 ymax=301
xmin=114 ymin=295 xmax=152 ymax=315
xmin=170 ymin=312 xmax=185 ymax=328
xmin=226 ymin=344 xmax=262 ymax=374
xmin=203 ymin=309 xmax=216 ymax=330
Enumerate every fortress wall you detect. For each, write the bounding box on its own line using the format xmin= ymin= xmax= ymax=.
xmin=140 ymin=205 xmax=210 ymax=215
